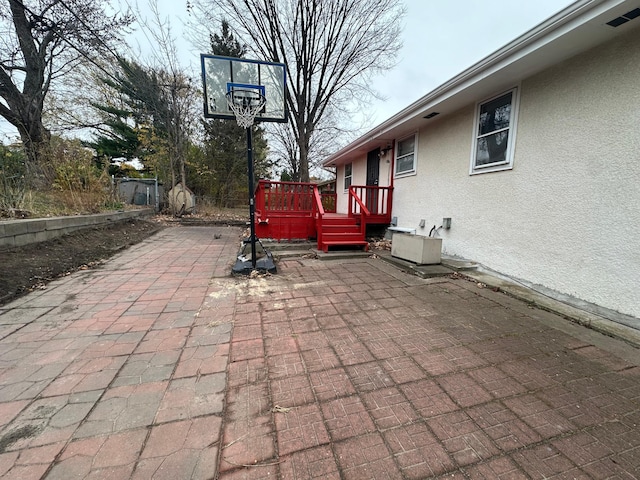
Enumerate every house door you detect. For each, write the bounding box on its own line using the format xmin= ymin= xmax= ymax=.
xmin=366 ymin=148 xmax=380 ymax=214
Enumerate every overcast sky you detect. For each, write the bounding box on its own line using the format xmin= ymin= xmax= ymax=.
xmin=368 ymin=0 xmax=575 ymax=124
xmin=154 ymin=0 xmax=576 ymax=124
xmin=1 ymin=0 xmax=575 ymax=142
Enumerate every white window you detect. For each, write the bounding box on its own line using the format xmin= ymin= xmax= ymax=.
xmin=471 ymin=88 xmax=519 ymax=174
xmin=344 ymin=163 xmax=352 ymax=190
xmin=395 ymin=134 xmax=416 ymax=176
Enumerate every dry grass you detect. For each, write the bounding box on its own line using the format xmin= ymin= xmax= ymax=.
xmin=1 ymin=138 xmax=124 ymax=219
xmin=14 ymin=189 xmax=124 ymax=218
xmin=195 ymin=199 xmax=248 ymax=221
xmin=168 ymin=199 xmax=249 ymax=222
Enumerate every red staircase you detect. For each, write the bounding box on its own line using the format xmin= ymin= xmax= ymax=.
xmin=253 ymin=180 xmax=392 ymax=252
xmin=316 ymin=213 xmax=369 ymax=252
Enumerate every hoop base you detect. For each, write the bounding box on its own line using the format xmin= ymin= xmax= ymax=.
xmin=231 ymin=237 xmax=277 ymax=275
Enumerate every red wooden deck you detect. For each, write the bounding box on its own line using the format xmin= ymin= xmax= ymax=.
xmin=254 ymin=180 xmax=392 ymax=251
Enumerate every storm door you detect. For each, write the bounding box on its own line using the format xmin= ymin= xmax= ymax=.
xmin=366 ymin=148 xmax=380 ymax=214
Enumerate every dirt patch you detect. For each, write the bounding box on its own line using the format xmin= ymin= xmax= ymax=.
xmin=0 ymin=219 xmax=163 ymax=306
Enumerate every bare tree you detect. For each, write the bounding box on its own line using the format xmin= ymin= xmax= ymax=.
xmin=269 ymin=122 xmax=300 ymax=181
xmin=148 ymin=5 xmax=200 ymax=215
xmin=0 ymin=0 xmax=133 ymax=173
xmin=270 ymin=108 xmax=347 ymax=181
xmin=190 ymin=0 xmax=405 ymax=182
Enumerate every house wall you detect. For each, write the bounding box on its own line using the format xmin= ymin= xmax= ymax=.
xmin=392 ymin=26 xmax=640 ymax=318
xmin=380 ymin=152 xmax=393 ymax=189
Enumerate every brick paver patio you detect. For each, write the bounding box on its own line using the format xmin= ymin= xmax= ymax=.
xmin=0 ymin=227 xmax=236 ymax=479
xmin=0 ymin=226 xmax=638 ymax=479
xmin=219 ymin=255 xmax=640 ymax=480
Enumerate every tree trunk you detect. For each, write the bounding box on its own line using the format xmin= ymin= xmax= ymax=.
xmin=17 ymin=116 xmax=51 ymax=186
xmin=180 ymin=151 xmax=187 ymax=212
xmin=170 ymin=166 xmax=176 ymax=216
xmin=297 ymin=125 xmax=311 ymax=182
xmin=1 ymin=90 xmax=50 ymax=182
xmin=299 ymin=146 xmax=309 ymax=182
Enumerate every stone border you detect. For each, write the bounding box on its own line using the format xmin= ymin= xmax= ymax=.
xmin=0 ymin=208 xmax=155 ymax=248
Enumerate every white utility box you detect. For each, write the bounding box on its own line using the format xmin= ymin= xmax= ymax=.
xmin=391 ymin=233 xmax=442 ymax=265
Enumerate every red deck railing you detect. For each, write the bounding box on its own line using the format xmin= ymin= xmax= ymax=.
xmin=256 ymin=181 xmax=315 ymax=214
xmin=348 ymin=187 xmax=370 ymax=239
xmin=254 ymin=180 xmax=392 ymax=242
xmin=255 ymin=181 xmax=339 ymax=216
xmin=313 ymin=186 xmax=325 ymax=248
xmin=348 ymin=186 xmax=393 ymax=223
xmin=254 ymin=180 xmax=319 ymax=240
xmin=320 ymin=193 xmax=337 ymax=213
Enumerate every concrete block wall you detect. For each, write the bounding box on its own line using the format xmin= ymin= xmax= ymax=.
xmin=0 ymin=209 xmax=154 ymax=248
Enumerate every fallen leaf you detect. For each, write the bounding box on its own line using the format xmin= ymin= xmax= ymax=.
xmin=272 ymin=405 xmax=291 ymax=413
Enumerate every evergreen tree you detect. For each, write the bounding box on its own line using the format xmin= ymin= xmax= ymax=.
xmin=88 ymin=103 xmax=142 ymax=176
xmin=88 ymin=58 xmax=191 ymax=191
xmin=87 ymin=59 xmax=167 ymax=175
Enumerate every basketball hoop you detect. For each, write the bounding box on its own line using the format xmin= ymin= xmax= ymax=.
xmin=226 ymin=89 xmax=266 ymax=128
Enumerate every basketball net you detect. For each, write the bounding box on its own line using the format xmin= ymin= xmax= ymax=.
xmin=226 ymin=90 xmax=266 ymax=129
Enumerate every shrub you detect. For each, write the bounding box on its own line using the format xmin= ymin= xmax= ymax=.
xmin=48 ymin=138 xmax=117 ymax=213
xmin=0 ymin=144 xmax=27 ymax=217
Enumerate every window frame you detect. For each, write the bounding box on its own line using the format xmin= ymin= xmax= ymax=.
xmin=470 ymin=87 xmax=520 ymax=175
xmin=343 ymin=162 xmax=352 ymax=191
xmin=395 ymin=133 xmax=417 ymax=177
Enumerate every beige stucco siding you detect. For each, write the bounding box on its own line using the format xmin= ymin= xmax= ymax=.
xmin=392 ymin=26 xmax=640 ymax=318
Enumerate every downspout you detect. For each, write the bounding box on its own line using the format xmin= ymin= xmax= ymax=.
xmin=388 ymin=140 xmax=395 ymax=221
xmin=389 ymin=139 xmax=395 ymax=188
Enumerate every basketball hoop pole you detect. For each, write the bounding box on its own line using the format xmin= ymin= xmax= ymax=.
xmin=246 ymin=126 xmax=257 ymax=270
xmin=202 ymin=56 xmax=285 ymax=274
xmin=223 ymin=88 xmax=275 ymax=274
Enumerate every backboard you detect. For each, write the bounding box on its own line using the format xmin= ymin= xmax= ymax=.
xmin=201 ymin=54 xmax=287 ymax=123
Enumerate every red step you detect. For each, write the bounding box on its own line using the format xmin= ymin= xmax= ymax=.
xmin=321 ymin=232 xmax=364 ymax=240
xmin=320 ymin=240 xmax=369 ymax=252
xmin=318 ymin=213 xmax=368 ymax=252
xmin=321 ymin=217 xmax=359 ymax=226
xmin=321 ymin=224 xmax=361 ymax=233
